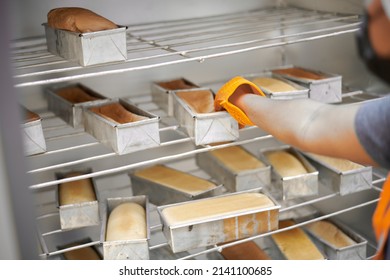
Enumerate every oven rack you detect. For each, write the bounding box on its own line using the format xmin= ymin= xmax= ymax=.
xmin=31 ymin=89 xmax=385 ymax=260
xmin=25 ymin=85 xmax=378 ymax=190
xmin=37 ymin=183 xmax=383 ymax=260
xmin=11 ymin=6 xmax=361 ymax=88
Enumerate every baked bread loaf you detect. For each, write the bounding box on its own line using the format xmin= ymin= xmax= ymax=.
xmin=175 ymin=90 xmax=215 ymax=114
xmin=59 ymin=172 xmax=97 ymax=206
xmin=56 ymin=86 xmax=101 ymax=104
xmin=272 ymin=67 xmax=326 ymax=80
xmin=157 ymin=79 xmax=197 ymax=91
xmin=210 ymin=146 xmax=265 ymax=172
xmin=47 ymin=7 xmax=118 ymax=33
xmin=90 ymin=103 xmax=148 ymax=124
xmin=307 ymin=153 xmax=363 ymax=172
xmin=265 ymin=150 xmax=307 ymax=177
xmin=106 ymin=202 xmax=147 ymax=241
xmin=133 ymin=165 xmax=217 ymax=196
xmin=305 ymin=220 xmax=356 ymax=248
xmin=161 ymin=192 xmax=275 ymax=226
xmin=220 ymin=241 xmax=271 ymax=260
xmin=271 ymin=220 xmax=325 ymax=260
xmin=63 ymin=246 xmax=101 ymax=260
xmin=252 ymin=77 xmax=296 ymax=92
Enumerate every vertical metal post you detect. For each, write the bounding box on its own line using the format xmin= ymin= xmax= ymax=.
xmin=0 ymin=0 xmax=38 ymax=260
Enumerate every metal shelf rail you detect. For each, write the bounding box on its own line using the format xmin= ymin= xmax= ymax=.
xmin=11 ymin=6 xmax=361 ymax=88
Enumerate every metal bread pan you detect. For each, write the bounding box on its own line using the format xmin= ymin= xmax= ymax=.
xmin=129 ymin=165 xmax=224 ymax=206
xmin=171 ymin=89 xmax=239 ymax=145
xmin=83 ymin=98 xmax=160 ymax=155
xmin=157 ymin=189 xmax=280 ymax=253
xmin=43 ymin=23 xmax=127 ymax=66
xmin=151 ymin=77 xmax=200 ymax=116
xmin=258 ymin=146 xmax=319 ymax=200
xmin=55 ymin=168 xmax=100 ymax=230
xmin=271 ymin=65 xmax=342 ymax=103
xmin=196 ymin=145 xmax=271 ymax=192
xmin=46 ymin=83 xmax=110 ymax=129
xmin=303 ymin=152 xmax=372 ymax=195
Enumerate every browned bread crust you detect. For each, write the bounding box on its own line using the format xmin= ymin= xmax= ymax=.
xmin=47 ymin=7 xmax=118 ymax=33
xmin=176 ymin=90 xmax=215 ymax=114
xmin=220 ymin=241 xmax=271 ymax=260
xmin=90 ymin=103 xmax=148 ymax=124
xmin=272 ymin=67 xmax=326 ymax=80
xmin=56 ymin=86 xmax=101 ymax=104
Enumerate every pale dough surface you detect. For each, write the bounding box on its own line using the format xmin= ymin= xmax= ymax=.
xmin=265 ymin=150 xmax=308 ymax=177
xmin=272 ymin=220 xmax=325 ymax=260
xmin=210 ymin=146 xmax=265 ymax=172
xmin=59 ymin=172 xmax=96 ymax=205
xmin=252 ymin=77 xmax=296 ymax=92
xmin=134 ymin=165 xmax=217 ymax=195
xmin=162 ymin=192 xmax=275 ymax=226
xmin=106 ymin=202 xmax=147 ymax=241
xmin=305 ymin=220 xmax=356 ymax=248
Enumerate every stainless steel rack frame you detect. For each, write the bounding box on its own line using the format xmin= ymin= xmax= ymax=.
xmin=3 ymin=2 xmax=388 ymax=260
xmin=12 ymin=7 xmax=361 ymax=88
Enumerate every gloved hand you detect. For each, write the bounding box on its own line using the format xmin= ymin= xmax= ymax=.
xmin=214 ymin=76 xmax=265 ymax=126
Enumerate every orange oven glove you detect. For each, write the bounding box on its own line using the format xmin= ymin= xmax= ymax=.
xmin=214 ymin=76 xmax=265 ymax=126
xmin=372 ymin=173 xmax=390 ymax=259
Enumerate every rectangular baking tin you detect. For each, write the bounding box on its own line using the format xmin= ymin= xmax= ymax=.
xmin=130 ymin=169 xmax=224 ymax=206
xmin=55 ymin=168 xmax=100 ymax=230
xmin=157 ymin=189 xmax=280 ymax=253
xmin=57 ymin=237 xmax=102 ymax=260
xmin=266 ymin=221 xmax=327 ymax=260
xmin=258 ymin=146 xmax=318 ymax=200
xmin=21 ymin=117 xmax=46 ymax=156
xmin=43 ymin=23 xmax=127 ymax=66
xmin=171 ymin=89 xmax=239 ymax=145
xmin=100 ymin=196 xmax=150 ymax=260
xmin=304 ymin=219 xmax=367 ymax=260
xmin=46 ymin=83 xmax=110 ymax=129
xmin=83 ymin=98 xmax=160 ymax=155
xmin=271 ymin=66 xmax=342 ymax=103
xmin=196 ymin=147 xmax=271 ymax=192
xmin=151 ymin=77 xmax=200 ymax=116
xmin=303 ymin=153 xmax=372 ymax=196
xmin=243 ymin=71 xmax=309 ymax=100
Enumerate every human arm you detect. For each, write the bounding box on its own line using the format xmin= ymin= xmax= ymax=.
xmin=229 ymin=88 xmax=378 ymax=167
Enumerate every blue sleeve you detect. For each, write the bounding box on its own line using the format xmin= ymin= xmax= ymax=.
xmin=355 ymin=95 xmax=390 ymax=170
